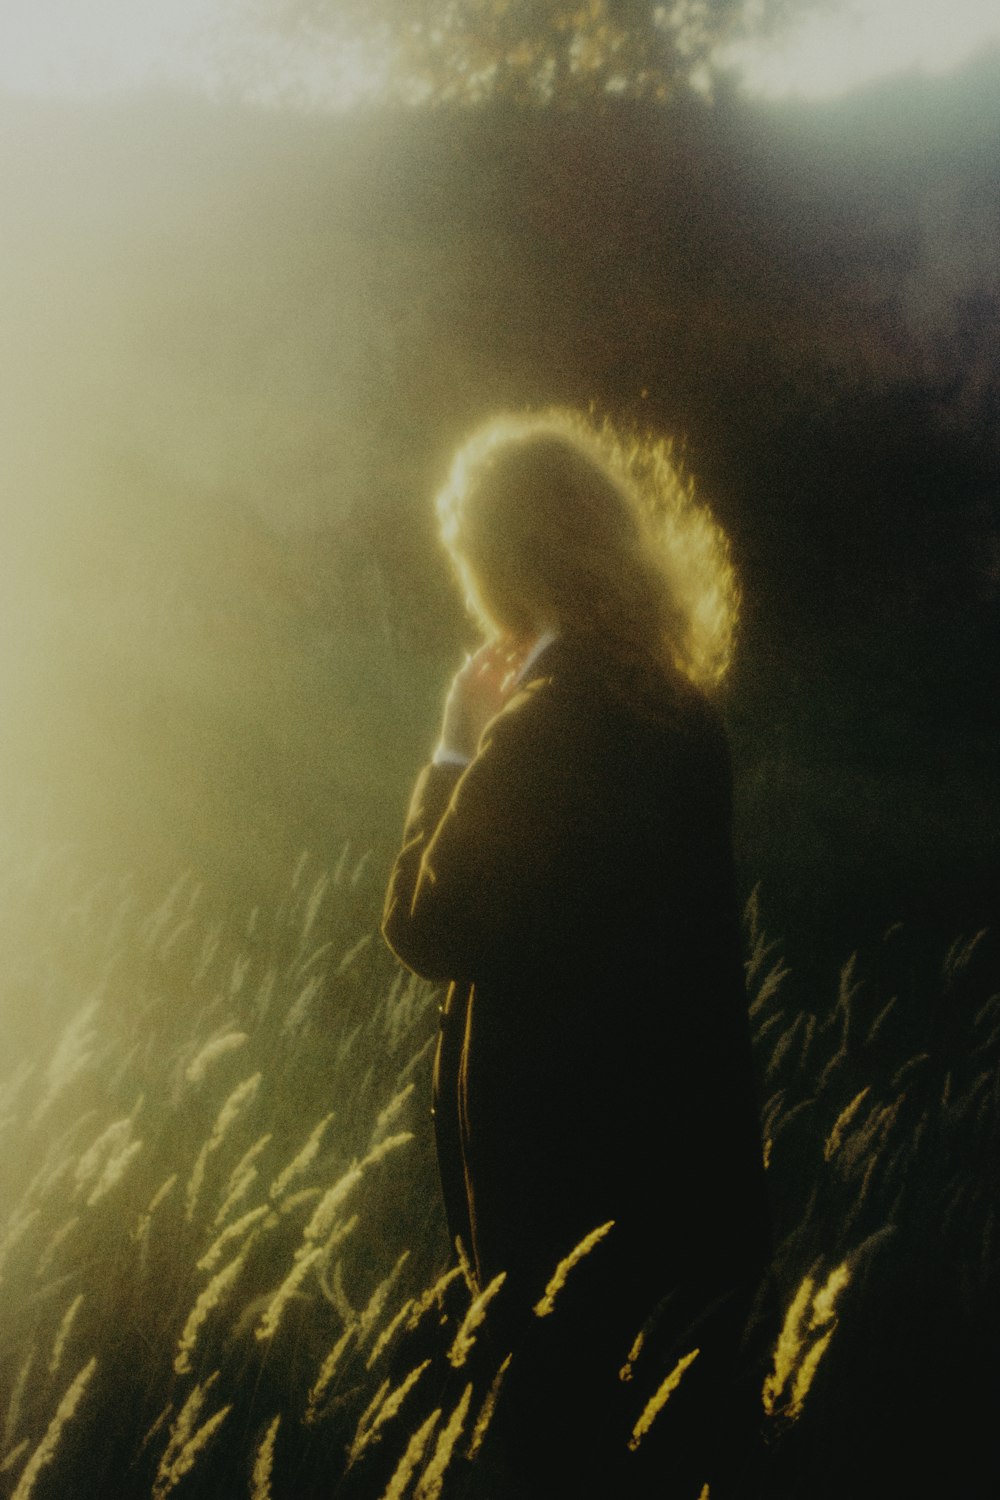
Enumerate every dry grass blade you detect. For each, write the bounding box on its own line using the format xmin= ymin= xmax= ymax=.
xmin=304 ymin=1133 xmax=412 ymax=1252
xmin=823 ymin=1086 xmax=872 ymax=1161
xmin=269 ymin=1112 xmax=335 ymax=1201
xmin=30 ymin=1000 xmax=100 ymax=1125
xmin=363 ymin=1132 xmax=415 ymax=1168
xmin=133 ymin=1174 xmax=178 ymax=1238
xmin=0 ymin=1439 xmax=29 ymax=1476
xmin=153 ymin=1403 xmax=232 ymax=1500
xmin=3 ymin=1348 xmax=36 ymax=1454
xmin=367 ymin=1298 xmax=415 ymax=1371
xmin=73 ymin=1118 xmax=132 ymax=1198
xmin=87 ymin=1139 xmax=144 ymax=1207
xmin=256 ymin=1245 xmax=324 ymax=1342
xmin=810 ymin=1262 xmax=850 ymax=1328
xmin=250 ymin=1415 xmax=280 ymax=1500
xmin=413 ymin=1383 xmax=473 ymax=1500
xmin=349 ymin=1360 xmax=431 ymax=1465
xmin=36 ymin=1215 xmax=82 ymax=1278
xmin=358 ymin=1251 xmax=411 ymax=1344
xmin=619 ymin=1329 xmax=645 ymax=1383
xmin=151 ymin=1374 xmax=226 ymax=1500
xmin=185 ymin=1032 xmax=248 ymax=1086
xmin=0 ymin=1208 xmax=41 ymax=1283
xmin=11 ymin=1356 xmax=97 ymax=1500
xmin=763 ymin=1263 xmax=850 ymax=1419
xmin=448 ymin=1272 xmax=507 ymax=1366
xmin=185 ymin=1073 xmax=262 ymax=1222
xmin=369 ymin=1084 xmax=415 ymax=1147
xmin=628 ymin=1348 xmax=700 ymax=1450
xmin=467 ymin=1353 xmax=512 ymax=1461
xmin=379 ymin=1408 xmax=441 ymax=1500
xmin=220 ymin=1134 xmax=273 ymax=1210
xmin=48 ymin=1294 xmax=84 ymax=1377
xmin=406 ymin=1266 xmax=465 ymax=1333
xmin=788 ymin=1329 xmax=834 ymax=1418
xmin=212 ymin=1168 xmax=260 ymax=1231
xmin=198 ymin=1205 xmax=273 ymax=1273
xmin=534 ymin=1220 xmax=615 ymax=1317
xmin=749 ymin=953 xmax=790 ymax=1015
xmin=305 ymin=1326 xmax=357 ymax=1425
xmin=762 ymin=1276 xmax=814 ymax=1417
xmin=302 ymin=1167 xmax=364 ymax=1247
xmin=176 ymin=1238 xmax=255 ymax=1374
xmin=300 ymin=873 xmax=329 ymax=943
xmin=348 ymin=1378 xmax=391 ymax=1465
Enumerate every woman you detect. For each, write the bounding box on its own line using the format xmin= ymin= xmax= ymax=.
xmin=382 ymin=413 xmax=770 ymax=1495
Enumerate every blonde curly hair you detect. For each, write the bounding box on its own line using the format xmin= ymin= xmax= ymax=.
xmin=435 ymin=408 xmax=739 ymax=688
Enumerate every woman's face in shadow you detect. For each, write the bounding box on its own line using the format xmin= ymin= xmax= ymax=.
xmin=457 ymin=548 xmax=546 ymax=651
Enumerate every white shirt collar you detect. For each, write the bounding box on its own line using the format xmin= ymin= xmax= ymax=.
xmin=511 ymin=628 xmax=559 ymax=687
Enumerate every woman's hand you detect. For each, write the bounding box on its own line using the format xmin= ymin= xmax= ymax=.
xmin=438 ymin=639 xmax=524 ymax=761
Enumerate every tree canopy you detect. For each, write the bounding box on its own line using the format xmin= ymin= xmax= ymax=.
xmin=227 ymin=0 xmax=826 ymax=109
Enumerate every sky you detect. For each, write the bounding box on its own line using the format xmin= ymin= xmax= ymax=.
xmin=724 ymin=0 xmax=1000 ymax=98
xmin=0 ymin=0 xmax=220 ymax=98
xmin=0 ymin=0 xmax=998 ymax=105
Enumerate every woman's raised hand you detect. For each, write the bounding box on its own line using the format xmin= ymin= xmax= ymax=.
xmin=438 ymin=639 xmax=524 ymax=761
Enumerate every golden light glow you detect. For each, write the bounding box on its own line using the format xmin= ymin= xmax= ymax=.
xmin=438 ymin=409 xmax=740 ymax=687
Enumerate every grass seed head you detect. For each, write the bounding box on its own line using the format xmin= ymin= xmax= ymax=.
xmin=467 ymin=1353 xmax=512 ymax=1461
xmin=349 ymin=1360 xmax=431 ymax=1465
xmin=48 ymin=1294 xmax=84 ymax=1377
xmin=628 ymin=1348 xmax=700 ymax=1450
xmin=87 ymin=1138 xmax=144 ymax=1207
xmin=250 ymin=1415 xmax=281 ymax=1500
xmin=269 ymin=1113 xmax=335 ymax=1201
xmin=175 ymin=1241 xmax=254 ymax=1374
xmin=379 ymin=1408 xmax=441 ymax=1500
xmin=534 ymin=1220 xmax=615 ymax=1317
xmin=184 ymin=1032 xmax=248 ymax=1086
xmin=198 ymin=1205 xmax=273 ymax=1273
xmin=11 ymin=1356 xmax=97 ymax=1500
xmin=448 ymin=1271 xmax=507 ymax=1366
xmin=153 ymin=1402 xmax=232 ymax=1500
xmin=413 ymin=1383 xmax=473 ymax=1500
xmin=255 ymin=1245 xmax=323 ymax=1342
xmin=305 ymin=1325 xmax=358 ymax=1424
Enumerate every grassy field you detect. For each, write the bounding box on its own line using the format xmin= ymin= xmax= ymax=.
xmin=0 ymin=842 xmax=995 ymax=1499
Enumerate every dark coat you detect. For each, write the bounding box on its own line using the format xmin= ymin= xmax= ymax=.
xmin=382 ymin=635 xmax=769 ymax=1330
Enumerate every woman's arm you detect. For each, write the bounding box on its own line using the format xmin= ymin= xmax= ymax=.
xmin=381 ymin=665 xmax=554 ymax=982
xmin=381 ymin=759 xmax=466 ymax=981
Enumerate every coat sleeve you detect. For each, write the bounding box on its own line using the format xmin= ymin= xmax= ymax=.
xmin=381 ymin=685 xmax=554 ymax=982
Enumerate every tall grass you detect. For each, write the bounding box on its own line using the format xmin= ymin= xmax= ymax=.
xmin=0 ymin=854 xmax=996 ymax=1498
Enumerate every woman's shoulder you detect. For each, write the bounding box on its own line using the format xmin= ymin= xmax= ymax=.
xmin=483 ymin=634 xmax=726 ymax=783
xmin=532 ymin=633 xmax=719 ymax=728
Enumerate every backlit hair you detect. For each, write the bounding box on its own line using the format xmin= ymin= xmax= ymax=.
xmin=435 ymin=408 xmax=739 ymax=687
